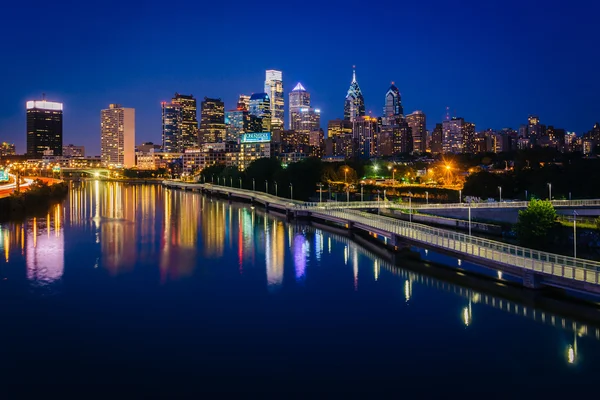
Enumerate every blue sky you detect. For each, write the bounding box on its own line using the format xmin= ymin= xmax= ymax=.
xmin=1 ymin=0 xmax=598 ymax=154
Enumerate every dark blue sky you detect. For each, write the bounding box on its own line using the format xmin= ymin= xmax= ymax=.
xmin=1 ymin=0 xmax=598 ymax=155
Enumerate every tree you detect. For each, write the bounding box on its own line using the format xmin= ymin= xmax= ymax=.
xmin=514 ymin=199 xmax=558 ymax=249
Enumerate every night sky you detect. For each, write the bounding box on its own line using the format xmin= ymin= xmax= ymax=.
xmin=1 ymin=0 xmax=598 ymax=155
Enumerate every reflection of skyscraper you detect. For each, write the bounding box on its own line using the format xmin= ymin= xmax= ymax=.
xmin=201 ymin=200 xmax=226 ymax=258
xmin=293 ymin=233 xmax=309 ymax=281
xmin=26 ymin=214 xmax=64 ymax=289
xmin=265 ymin=220 xmax=285 ymax=288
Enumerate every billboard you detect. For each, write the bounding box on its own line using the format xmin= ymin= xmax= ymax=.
xmin=240 ymin=132 xmax=271 ymax=143
xmin=0 ymin=170 xmax=8 ymax=182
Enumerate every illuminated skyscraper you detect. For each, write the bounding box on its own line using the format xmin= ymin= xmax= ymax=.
xmin=199 ymin=97 xmax=226 ymax=144
xmin=289 ymin=82 xmax=311 ymax=129
xmin=383 ymin=83 xmax=403 ymax=119
xmin=442 ymin=117 xmax=475 ymax=154
xmin=26 ymin=97 xmax=63 ymax=158
xmin=406 ymin=111 xmax=427 ymax=153
xmin=225 ymin=109 xmax=249 ymax=142
xmin=344 ymin=66 xmax=365 ymax=122
xmin=248 ymin=93 xmax=272 ymax=132
xmin=162 ymin=101 xmax=181 ymax=152
xmin=264 ymin=70 xmax=284 ymax=128
xmin=101 ymin=104 xmax=136 ymax=167
xmin=237 ymin=95 xmax=250 ymax=111
xmin=172 ymin=93 xmax=198 ymax=151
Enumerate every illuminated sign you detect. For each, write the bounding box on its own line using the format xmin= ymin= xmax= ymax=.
xmin=0 ymin=170 xmax=8 ymax=182
xmin=52 ymin=166 xmax=61 ymax=173
xmin=241 ymin=132 xmax=271 ymax=143
xmin=26 ymin=100 xmax=63 ymax=111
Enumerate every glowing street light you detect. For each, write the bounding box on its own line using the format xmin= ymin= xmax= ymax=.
xmin=498 ymin=186 xmax=502 ymax=202
xmin=547 ymin=182 xmax=552 ymax=200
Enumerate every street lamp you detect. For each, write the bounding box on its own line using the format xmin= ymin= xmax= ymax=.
xmin=426 ymin=191 xmax=429 ymax=204
xmin=574 ymin=210 xmax=578 ymax=259
xmin=290 ymin=183 xmax=293 ymax=200
xmin=361 ymin=183 xmax=364 ymax=202
xmin=253 ymin=178 xmax=255 ymax=191
xmin=498 ymin=186 xmax=502 ymax=202
xmin=377 ymin=190 xmax=380 ymax=215
xmin=547 ymin=182 xmax=552 ymax=200
xmin=346 ymin=185 xmax=350 ymax=203
xmin=265 ymin=180 xmax=268 ymax=193
xmin=211 ymin=174 xmax=214 ymax=183
xmin=408 ymin=192 xmax=412 ymax=223
xmin=393 ymin=169 xmax=396 ymax=184
xmin=344 ymin=167 xmax=348 ymax=183
xmin=275 ymin=181 xmax=278 ymax=197
xmin=459 ymin=189 xmax=462 ymax=203
xmin=230 ymin=176 xmax=233 ymax=187
xmin=317 ymin=183 xmax=323 ymax=203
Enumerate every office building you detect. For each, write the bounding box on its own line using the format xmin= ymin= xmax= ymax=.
xmin=26 ymin=98 xmax=63 ymax=158
xmin=162 ymin=101 xmax=182 ymax=152
xmin=344 ymin=67 xmax=365 ymax=122
xmin=101 ymin=104 xmax=135 ymax=167
xmin=289 ymin=82 xmax=311 ymax=129
xmin=383 ymin=83 xmax=403 ymax=120
xmin=237 ymin=95 xmax=251 ymax=111
xmin=1 ymin=142 xmax=16 ymax=157
xmin=353 ymin=116 xmax=379 ymax=159
xmin=172 ymin=93 xmax=198 ymax=151
xmin=248 ymin=93 xmax=272 ymax=132
xmin=406 ymin=111 xmax=426 ymax=153
xmin=430 ymin=123 xmax=443 ymax=154
xmin=264 ymin=70 xmax=284 ymax=128
xmin=199 ymin=97 xmax=226 ymax=144
xmin=62 ymin=144 xmax=85 ymax=158
xmin=238 ymin=132 xmax=271 ymax=170
xmin=225 ymin=109 xmax=249 ymax=142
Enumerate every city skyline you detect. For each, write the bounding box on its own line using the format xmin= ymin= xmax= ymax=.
xmin=1 ymin=1 xmax=599 ymax=154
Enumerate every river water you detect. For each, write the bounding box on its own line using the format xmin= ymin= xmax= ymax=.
xmin=0 ymin=181 xmax=598 ymax=394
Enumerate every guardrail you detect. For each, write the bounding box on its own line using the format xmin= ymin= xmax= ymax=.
xmin=303 ymin=199 xmax=600 ymax=210
xmin=310 ymin=209 xmax=600 ymax=284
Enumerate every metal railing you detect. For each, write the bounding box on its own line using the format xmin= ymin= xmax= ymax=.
xmin=310 ymin=208 xmax=600 ymax=285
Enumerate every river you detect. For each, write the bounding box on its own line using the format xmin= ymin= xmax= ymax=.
xmin=0 ymin=181 xmax=598 ymax=394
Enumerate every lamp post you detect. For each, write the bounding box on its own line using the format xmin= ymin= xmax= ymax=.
xmin=265 ymin=180 xmax=268 ymax=194
xmin=459 ymin=189 xmax=462 ymax=203
xmin=328 ymin=185 xmax=331 ymax=200
xmin=290 ymin=183 xmax=293 ymax=200
xmin=253 ymin=178 xmax=255 ymax=191
xmin=317 ymin=183 xmax=323 ymax=203
xmin=230 ymin=177 xmax=233 ymax=187
xmin=239 ymin=177 xmax=242 ymax=188
xmin=344 ymin=167 xmax=348 ymax=184
xmin=547 ymin=182 xmax=552 ymax=200
xmin=377 ymin=190 xmax=380 ymax=215
xmin=275 ymin=181 xmax=278 ymax=197
xmin=212 ymin=174 xmax=214 ymax=183
xmin=361 ymin=184 xmax=364 ymax=202
xmin=525 ymin=190 xmax=528 ymax=201
xmin=408 ymin=192 xmax=412 ymax=223
xmin=574 ymin=210 xmax=578 ymax=259
xmin=217 ymin=176 xmax=220 ymax=185
xmin=426 ymin=191 xmax=429 ymax=204
xmin=468 ymin=204 xmax=472 ymax=236
xmin=346 ymin=185 xmax=350 ymax=203
xmin=498 ymin=186 xmax=502 ymax=202
xmin=393 ymin=168 xmax=396 ymax=184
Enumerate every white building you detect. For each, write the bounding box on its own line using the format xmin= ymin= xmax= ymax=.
xmin=101 ymin=104 xmax=135 ymax=167
xmin=264 ymin=70 xmax=284 ymax=128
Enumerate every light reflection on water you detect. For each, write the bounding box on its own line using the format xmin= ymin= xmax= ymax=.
xmin=0 ymin=181 xmax=598 ymax=376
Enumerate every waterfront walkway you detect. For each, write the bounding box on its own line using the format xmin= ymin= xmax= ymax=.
xmin=163 ymin=181 xmax=600 ymax=294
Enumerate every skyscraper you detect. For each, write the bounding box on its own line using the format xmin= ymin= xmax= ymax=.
xmin=225 ymin=109 xmax=249 ymax=142
xmin=289 ymin=83 xmax=311 ymax=129
xmin=162 ymin=101 xmax=181 ymax=153
xmin=101 ymin=104 xmax=135 ymax=167
xmin=199 ymin=97 xmax=226 ymax=144
xmin=248 ymin=93 xmax=272 ymax=132
xmin=237 ymin=95 xmax=251 ymax=111
xmin=26 ymin=98 xmax=63 ymax=158
xmin=406 ymin=111 xmax=427 ymax=153
xmin=264 ymin=70 xmax=284 ymax=128
xmin=344 ymin=67 xmax=365 ymax=122
xmin=172 ymin=93 xmax=198 ymax=151
xmin=383 ymin=83 xmax=403 ymax=120
xmin=442 ymin=117 xmax=475 ymax=154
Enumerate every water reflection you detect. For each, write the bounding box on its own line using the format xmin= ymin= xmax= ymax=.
xmin=0 ymin=182 xmax=598 ymax=369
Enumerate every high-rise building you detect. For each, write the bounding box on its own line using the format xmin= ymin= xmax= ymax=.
xmin=225 ymin=109 xmax=249 ymax=142
xmin=527 ymin=115 xmax=545 ymax=145
xmin=431 ymin=123 xmax=443 ymax=154
xmin=0 ymin=142 xmax=16 ymax=157
xmin=26 ymin=98 xmax=63 ymax=158
xmin=353 ymin=116 xmax=379 ymax=159
xmin=172 ymin=93 xmax=198 ymax=151
xmin=383 ymin=83 xmax=403 ymax=120
xmin=264 ymin=70 xmax=284 ymax=128
xmin=442 ymin=117 xmax=475 ymax=154
xmin=248 ymin=93 xmax=272 ymax=132
xmin=390 ymin=119 xmax=413 ymax=155
xmin=199 ymin=97 xmax=226 ymax=144
xmin=344 ymin=67 xmax=365 ymax=122
xmin=101 ymin=104 xmax=135 ymax=167
xmin=406 ymin=111 xmax=426 ymax=153
xmin=289 ymin=83 xmax=311 ymax=129
xmin=63 ymin=144 xmax=85 ymax=158
xmin=162 ymin=101 xmax=182 ymax=152
xmin=237 ymin=95 xmax=251 ymax=111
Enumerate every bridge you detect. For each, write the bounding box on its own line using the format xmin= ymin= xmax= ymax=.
xmin=60 ymin=168 xmax=112 ymax=179
xmin=162 ymin=181 xmax=600 ymax=295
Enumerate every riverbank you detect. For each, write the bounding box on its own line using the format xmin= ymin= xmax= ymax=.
xmin=0 ymin=180 xmax=68 ymax=221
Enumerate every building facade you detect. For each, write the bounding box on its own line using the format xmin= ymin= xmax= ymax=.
xmin=238 ymin=132 xmax=271 ymax=170
xmin=343 ymin=67 xmax=365 ymax=122
xmin=289 ymin=82 xmax=311 ymax=130
xmin=172 ymin=93 xmax=198 ymax=151
xmin=406 ymin=111 xmax=427 ymax=153
xmin=26 ymin=99 xmax=63 ymax=158
xmin=264 ymin=70 xmax=284 ymax=129
xmin=1 ymin=142 xmax=16 ymax=157
xmin=162 ymin=101 xmax=182 ymax=152
xmin=383 ymin=83 xmax=403 ymax=120
xmin=63 ymin=144 xmax=85 ymax=158
xmin=101 ymin=104 xmax=136 ymax=167
xmin=248 ymin=93 xmax=272 ymax=133
xmin=199 ymin=97 xmax=226 ymax=144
